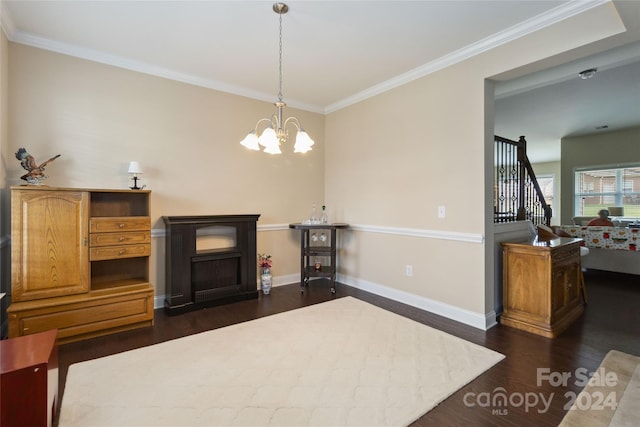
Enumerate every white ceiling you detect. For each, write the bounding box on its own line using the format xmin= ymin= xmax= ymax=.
xmin=2 ymin=0 xmax=639 ymax=163
xmin=494 ymin=42 xmax=640 ymax=163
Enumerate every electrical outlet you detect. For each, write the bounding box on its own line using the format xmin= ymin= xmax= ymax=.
xmin=438 ymin=205 xmax=446 ymax=218
xmin=405 ymin=265 xmax=413 ymax=277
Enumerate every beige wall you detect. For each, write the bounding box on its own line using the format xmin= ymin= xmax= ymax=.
xmin=325 ymin=1 xmax=625 ymax=324
xmin=532 ymin=161 xmax=562 ymax=224
xmin=0 ymin=1 xmax=629 ymax=328
xmin=6 ymin=43 xmax=326 ymax=298
xmin=560 ymin=126 xmax=640 ymax=224
xmin=326 ymin=61 xmax=488 ymax=318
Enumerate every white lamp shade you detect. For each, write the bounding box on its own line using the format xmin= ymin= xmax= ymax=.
xmin=294 ymin=130 xmax=314 ymax=153
xmin=263 ymin=143 xmax=282 ymax=154
xmin=258 ymin=127 xmax=279 ymax=148
xmin=128 ymin=161 xmax=142 ymax=174
xmin=240 ymin=131 xmax=260 ymax=150
xmin=293 ymin=142 xmax=311 ymax=153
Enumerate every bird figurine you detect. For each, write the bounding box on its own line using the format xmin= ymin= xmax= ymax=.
xmin=15 ymin=147 xmax=61 ymax=184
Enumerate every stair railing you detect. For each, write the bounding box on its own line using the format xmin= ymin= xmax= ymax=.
xmin=494 ymin=135 xmax=552 ymax=226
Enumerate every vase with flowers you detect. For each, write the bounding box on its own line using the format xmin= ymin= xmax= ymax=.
xmin=258 ymin=253 xmax=273 ymax=294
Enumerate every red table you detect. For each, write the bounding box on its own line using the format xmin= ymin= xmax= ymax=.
xmin=1 ymin=329 xmax=58 ymax=427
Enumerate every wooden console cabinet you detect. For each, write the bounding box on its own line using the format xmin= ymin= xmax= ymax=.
xmin=163 ymin=215 xmax=260 ymax=314
xmin=501 ymin=237 xmax=584 ymax=338
xmin=7 ymin=187 xmax=154 ymax=344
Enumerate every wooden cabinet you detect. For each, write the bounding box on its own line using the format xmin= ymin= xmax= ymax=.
xmin=11 ymin=190 xmax=90 ymax=302
xmin=7 ymin=187 xmax=154 ymax=344
xmin=500 ymin=237 xmax=584 ymax=338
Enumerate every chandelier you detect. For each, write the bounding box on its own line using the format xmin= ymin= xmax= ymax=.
xmin=240 ymin=3 xmax=314 ymax=154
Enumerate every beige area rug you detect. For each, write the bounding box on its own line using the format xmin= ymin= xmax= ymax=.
xmin=559 ymin=350 xmax=640 ymax=427
xmin=59 ymin=297 xmax=504 ymax=427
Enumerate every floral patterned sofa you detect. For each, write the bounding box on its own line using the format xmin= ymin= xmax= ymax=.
xmin=557 ymin=225 xmax=640 ymax=275
xmin=558 ymin=225 xmax=640 ymax=251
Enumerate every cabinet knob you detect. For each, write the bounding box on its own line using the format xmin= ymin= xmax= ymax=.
xmin=119 ymin=236 xmax=126 ymax=241
xmin=119 ymin=249 xmax=126 ymax=255
xmin=118 ymin=223 xmax=125 ymax=228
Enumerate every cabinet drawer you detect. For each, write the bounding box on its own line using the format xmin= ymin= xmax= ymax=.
xmin=20 ymin=298 xmax=149 ymax=336
xmin=90 ymin=244 xmax=151 ymax=261
xmin=10 ymin=287 xmax=154 ymax=343
xmin=90 ymin=231 xmax=151 ymax=247
xmin=90 ymin=216 xmax=150 ymax=233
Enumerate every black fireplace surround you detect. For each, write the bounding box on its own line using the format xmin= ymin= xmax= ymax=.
xmin=163 ymin=215 xmax=260 ymax=314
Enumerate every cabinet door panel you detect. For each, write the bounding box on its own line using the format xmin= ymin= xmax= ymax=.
xmin=551 ymin=268 xmax=567 ymax=318
xmin=12 ymin=190 xmax=89 ymax=301
xmin=503 ymin=250 xmax=548 ymax=318
xmin=564 ymin=261 xmax=581 ymax=308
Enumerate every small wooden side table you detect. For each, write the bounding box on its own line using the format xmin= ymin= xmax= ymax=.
xmin=289 ymin=223 xmax=349 ymax=294
xmin=501 ymin=237 xmax=584 ymax=338
xmin=1 ymin=329 xmax=58 ymax=427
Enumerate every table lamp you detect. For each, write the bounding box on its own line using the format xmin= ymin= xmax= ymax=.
xmin=128 ymin=161 xmax=143 ymax=190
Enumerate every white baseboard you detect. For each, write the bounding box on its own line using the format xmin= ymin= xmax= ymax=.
xmin=153 ymin=273 xmax=498 ymax=331
xmin=337 ymin=273 xmax=497 ymax=331
xmin=154 ymin=295 xmax=165 ymax=309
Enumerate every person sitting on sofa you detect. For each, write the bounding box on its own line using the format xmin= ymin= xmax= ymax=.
xmin=587 ymin=209 xmax=614 ymax=226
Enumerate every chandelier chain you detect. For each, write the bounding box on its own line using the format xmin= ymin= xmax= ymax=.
xmin=278 ymin=11 xmax=283 ymax=102
xmin=239 ymin=3 xmax=314 ymax=154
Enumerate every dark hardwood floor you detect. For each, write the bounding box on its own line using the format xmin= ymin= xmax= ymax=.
xmin=55 ymin=269 xmax=640 ymax=426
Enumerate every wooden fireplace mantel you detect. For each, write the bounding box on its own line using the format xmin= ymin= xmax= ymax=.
xmin=163 ymin=214 xmax=260 ymax=314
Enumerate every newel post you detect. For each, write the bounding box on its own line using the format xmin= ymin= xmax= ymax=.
xmin=516 ymin=136 xmax=527 ymax=221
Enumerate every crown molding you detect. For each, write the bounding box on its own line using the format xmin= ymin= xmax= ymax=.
xmin=3 ymin=25 xmax=324 ymax=114
xmin=2 ymin=0 xmax=609 ymax=115
xmin=324 ymin=0 xmax=611 ymax=113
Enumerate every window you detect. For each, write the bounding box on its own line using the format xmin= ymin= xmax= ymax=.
xmin=536 ymin=175 xmax=554 ymax=205
xmin=575 ymin=166 xmax=640 ymax=217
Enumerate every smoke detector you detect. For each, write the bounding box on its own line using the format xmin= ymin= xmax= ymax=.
xmin=578 ymin=68 xmax=597 ymax=79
